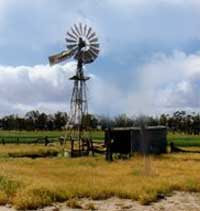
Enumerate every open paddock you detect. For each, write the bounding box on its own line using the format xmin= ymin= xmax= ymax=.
xmin=0 ymin=143 xmax=200 ymax=209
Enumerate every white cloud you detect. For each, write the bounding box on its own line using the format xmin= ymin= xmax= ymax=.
xmin=0 ymin=61 xmax=126 ymax=116
xmin=126 ymin=51 xmax=200 ymax=114
xmin=1 ymin=51 xmax=200 ymax=116
xmin=89 ymin=75 xmax=125 ymax=115
xmin=0 ymin=61 xmax=124 ymax=116
xmin=0 ymin=62 xmax=76 ymax=116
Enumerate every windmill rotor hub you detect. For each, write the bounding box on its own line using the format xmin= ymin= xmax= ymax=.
xmin=78 ymin=36 xmax=90 ymax=52
xmin=78 ymin=37 xmax=86 ymax=49
xmin=66 ymin=23 xmax=100 ymax=64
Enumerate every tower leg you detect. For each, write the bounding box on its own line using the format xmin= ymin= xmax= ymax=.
xmin=66 ymin=61 xmax=91 ymax=157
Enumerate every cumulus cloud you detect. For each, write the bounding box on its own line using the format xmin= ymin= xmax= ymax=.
xmin=1 ymin=51 xmax=200 ymax=116
xmin=0 ymin=62 xmax=76 ymax=116
xmin=0 ymin=61 xmax=125 ymax=116
xmin=125 ymin=51 xmax=200 ymax=114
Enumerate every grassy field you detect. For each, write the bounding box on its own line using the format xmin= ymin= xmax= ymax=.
xmin=0 ymin=144 xmax=200 ymax=209
xmin=0 ymin=131 xmax=200 ymax=147
xmin=168 ymin=132 xmax=200 ymax=147
xmin=1 ymin=130 xmax=200 ymax=147
xmin=0 ymin=131 xmax=199 ymax=209
xmin=0 ymin=130 xmax=104 ymax=144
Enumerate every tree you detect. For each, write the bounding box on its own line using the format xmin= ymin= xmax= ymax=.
xmin=114 ymin=114 xmax=133 ymax=127
xmin=54 ymin=112 xmax=68 ymax=130
xmin=82 ymin=114 xmax=98 ymax=129
xmin=37 ymin=113 xmax=48 ymax=130
xmin=25 ymin=110 xmax=40 ymax=130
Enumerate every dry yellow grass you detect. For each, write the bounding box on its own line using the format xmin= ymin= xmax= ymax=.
xmin=0 ymin=145 xmax=200 ymax=209
xmin=0 ymin=144 xmax=59 ymax=156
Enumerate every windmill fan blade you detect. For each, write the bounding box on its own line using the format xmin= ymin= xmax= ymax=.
xmin=83 ymin=51 xmax=91 ymax=61
xmin=48 ymin=49 xmax=75 ymax=66
xmin=66 ymin=32 xmax=77 ymax=41
xmin=90 ymin=46 xmax=100 ymax=51
xmin=86 ymin=27 xmax=92 ymax=38
xmin=90 ymin=43 xmax=100 ymax=48
xmin=89 ymin=37 xmax=98 ymax=43
xmin=71 ymin=27 xmax=79 ymax=38
xmin=89 ymin=48 xmax=99 ymax=57
xmin=88 ymin=32 xmax=96 ymax=40
xmin=83 ymin=24 xmax=87 ymax=36
xmin=66 ymin=38 xmax=77 ymax=43
xmin=67 ymin=44 xmax=78 ymax=49
xmin=88 ymin=50 xmax=96 ymax=60
xmin=74 ymin=24 xmax=81 ymax=36
xmin=79 ymin=23 xmax=83 ymax=35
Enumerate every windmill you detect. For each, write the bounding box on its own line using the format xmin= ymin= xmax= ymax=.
xmin=49 ymin=23 xmax=100 ymax=156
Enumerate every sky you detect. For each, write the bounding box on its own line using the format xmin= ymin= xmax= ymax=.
xmin=0 ymin=0 xmax=200 ymax=117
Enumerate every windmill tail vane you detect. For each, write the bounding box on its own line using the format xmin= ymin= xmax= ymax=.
xmin=48 ymin=49 xmax=74 ymax=66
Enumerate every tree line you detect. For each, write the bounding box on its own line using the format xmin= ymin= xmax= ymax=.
xmin=0 ymin=111 xmax=68 ymax=131
xmin=0 ymin=110 xmax=200 ymax=134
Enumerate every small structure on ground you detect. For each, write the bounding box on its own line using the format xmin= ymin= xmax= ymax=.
xmin=105 ymin=126 xmax=167 ymax=160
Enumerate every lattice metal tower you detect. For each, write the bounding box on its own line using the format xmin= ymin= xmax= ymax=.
xmin=48 ymin=23 xmax=100 ymax=155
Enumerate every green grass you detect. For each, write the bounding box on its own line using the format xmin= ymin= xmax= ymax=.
xmin=167 ymin=133 xmax=200 ymax=147
xmin=0 ymin=130 xmax=104 ymax=144
xmin=1 ymin=130 xmax=200 ymax=147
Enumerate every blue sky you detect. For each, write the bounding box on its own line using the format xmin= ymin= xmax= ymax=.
xmin=0 ymin=0 xmax=200 ymax=116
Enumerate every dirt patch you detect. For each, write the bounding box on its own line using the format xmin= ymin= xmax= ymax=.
xmin=1 ymin=191 xmax=200 ymax=211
